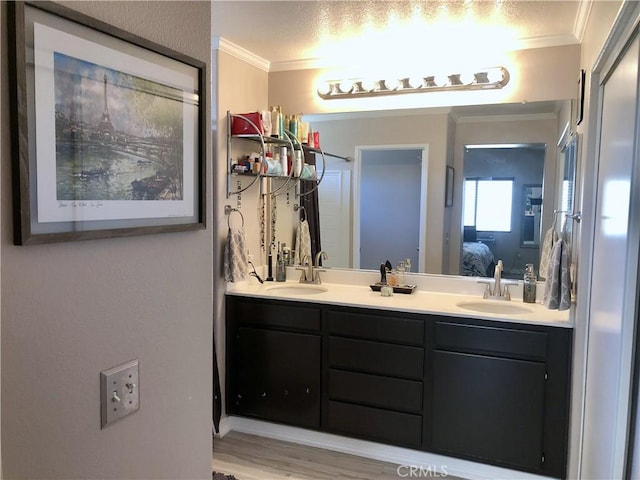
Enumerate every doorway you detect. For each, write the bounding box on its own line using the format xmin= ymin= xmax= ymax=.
xmin=354 ymin=145 xmax=428 ymax=272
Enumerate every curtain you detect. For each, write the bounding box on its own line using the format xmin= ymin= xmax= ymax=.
xmin=301 ymin=151 xmax=322 ymax=264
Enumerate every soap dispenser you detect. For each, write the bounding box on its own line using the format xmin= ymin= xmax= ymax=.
xmin=523 ymin=264 xmax=537 ymax=303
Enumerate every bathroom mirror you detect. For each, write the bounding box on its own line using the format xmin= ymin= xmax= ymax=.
xmin=297 ymin=99 xmax=573 ymax=278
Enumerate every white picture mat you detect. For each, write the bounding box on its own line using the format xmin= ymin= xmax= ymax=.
xmin=33 ymin=22 xmax=198 ymax=223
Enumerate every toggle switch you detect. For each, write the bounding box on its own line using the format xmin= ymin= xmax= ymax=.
xmin=100 ymin=359 xmax=139 ymax=429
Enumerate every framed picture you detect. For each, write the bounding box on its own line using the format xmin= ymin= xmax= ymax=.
xmin=445 ymin=166 xmax=454 ymax=207
xmin=8 ymin=2 xmax=206 ymax=244
xmin=576 ymin=69 xmax=585 ymax=126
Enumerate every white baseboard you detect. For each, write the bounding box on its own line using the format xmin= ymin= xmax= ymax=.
xmin=214 ymin=416 xmax=233 ymax=438
xmin=221 ymin=416 xmax=559 ymax=480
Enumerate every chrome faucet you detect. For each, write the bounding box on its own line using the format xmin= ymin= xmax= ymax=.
xmin=296 ymin=251 xmax=328 ymax=284
xmin=478 ymin=259 xmax=517 ymax=300
xmin=296 ymin=255 xmax=314 ymax=283
xmin=313 ymin=251 xmax=328 ymax=284
xmin=494 ymin=260 xmax=504 ymax=297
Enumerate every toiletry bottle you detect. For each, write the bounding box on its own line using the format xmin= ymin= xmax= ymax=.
xmin=270 ymin=106 xmax=280 ymax=138
xmin=308 ymin=127 xmax=315 ymax=148
xmin=294 ymin=150 xmax=303 ymax=177
xmin=276 ymin=253 xmax=286 ymax=282
xmin=280 ymin=146 xmax=288 ymax=175
xmin=523 ymin=263 xmax=537 ymax=303
xmin=289 ymin=115 xmax=298 ymax=139
xmin=278 ymin=106 xmax=284 ymax=139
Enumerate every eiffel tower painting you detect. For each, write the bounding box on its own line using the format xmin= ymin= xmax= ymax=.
xmin=98 ymin=73 xmax=115 ymax=138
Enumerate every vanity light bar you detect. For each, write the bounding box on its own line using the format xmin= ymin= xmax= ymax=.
xmin=317 ymin=67 xmax=510 ymax=100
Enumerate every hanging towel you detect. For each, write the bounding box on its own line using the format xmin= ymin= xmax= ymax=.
xmin=295 ymin=220 xmax=312 ymax=265
xmin=539 ymin=226 xmax=558 ymax=280
xmin=542 ymin=235 xmax=571 ymax=310
xmin=224 ymin=227 xmax=248 ymax=282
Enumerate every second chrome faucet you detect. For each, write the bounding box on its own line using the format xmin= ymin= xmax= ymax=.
xmin=479 ymin=260 xmax=518 ymax=300
xmin=297 ymin=251 xmax=328 ymax=284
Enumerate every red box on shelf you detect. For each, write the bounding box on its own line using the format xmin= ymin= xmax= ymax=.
xmin=231 ymin=112 xmax=263 ymax=135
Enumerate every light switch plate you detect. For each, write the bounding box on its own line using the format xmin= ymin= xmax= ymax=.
xmin=100 ymin=359 xmax=139 ymax=429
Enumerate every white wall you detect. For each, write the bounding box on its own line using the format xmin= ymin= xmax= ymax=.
xmin=1 ymin=2 xmax=212 ymax=478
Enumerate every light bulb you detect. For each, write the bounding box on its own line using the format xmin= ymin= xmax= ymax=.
xmin=487 ymin=68 xmax=505 ymax=84
xmin=434 ymin=74 xmax=450 ymax=87
xmin=317 ymin=81 xmax=332 ymax=96
xmin=338 ymin=80 xmax=354 ymax=94
xmin=360 ymin=78 xmax=378 ymax=92
xmin=459 ymin=71 xmax=474 ymax=85
xmin=408 ymin=76 xmax=425 ymax=88
xmin=385 ymin=79 xmax=401 ymax=91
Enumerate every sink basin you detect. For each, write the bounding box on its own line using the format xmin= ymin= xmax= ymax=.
xmin=456 ymin=301 xmax=534 ymax=315
xmin=266 ymin=285 xmax=328 ymax=295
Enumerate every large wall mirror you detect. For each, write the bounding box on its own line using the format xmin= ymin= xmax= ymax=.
xmin=289 ymin=100 xmax=575 ymax=280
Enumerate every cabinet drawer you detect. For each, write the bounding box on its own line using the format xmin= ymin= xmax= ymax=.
xmin=229 ymin=296 xmax=320 ymax=332
xmin=328 ymin=309 xmax=424 ymax=346
xmin=329 ymin=337 xmax=423 ymax=379
xmin=329 ymin=369 xmax=423 ymax=413
xmin=434 ymin=322 xmax=548 ymax=360
xmin=327 ymin=401 xmax=422 ymax=448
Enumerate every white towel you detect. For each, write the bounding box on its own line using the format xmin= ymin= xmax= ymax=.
xmin=542 ymin=235 xmax=571 ymax=310
xmin=224 ymin=227 xmax=248 ymax=282
xmin=294 ymin=220 xmax=312 ymax=265
xmin=539 ymin=226 xmax=557 ymax=280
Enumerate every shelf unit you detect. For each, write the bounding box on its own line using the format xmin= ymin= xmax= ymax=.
xmin=227 ymin=111 xmax=349 ymax=199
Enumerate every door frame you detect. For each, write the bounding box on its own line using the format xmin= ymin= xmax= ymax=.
xmin=353 ymin=144 xmax=429 ymax=272
xmin=571 ymin=2 xmax=640 ymax=478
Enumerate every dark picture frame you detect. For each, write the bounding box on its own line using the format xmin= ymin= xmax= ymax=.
xmin=445 ymin=166 xmax=454 ymax=207
xmin=8 ymin=1 xmax=206 ymax=244
xmin=576 ymin=69 xmax=585 ymax=126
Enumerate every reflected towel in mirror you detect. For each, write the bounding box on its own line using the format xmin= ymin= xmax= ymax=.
xmin=224 ymin=227 xmax=248 ymax=282
xmin=295 ymin=220 xmax=312 ymax=265
xmin=539 ymin=226 xmax=558 ymax=280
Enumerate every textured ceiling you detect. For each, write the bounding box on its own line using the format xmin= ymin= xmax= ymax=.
xmin=212 ymin=1 xmax=585 ymax=70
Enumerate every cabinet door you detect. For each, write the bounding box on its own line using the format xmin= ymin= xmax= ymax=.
xmin=431 ymin=350 xmax=546 ymax=472
xmin=231 ymin=327 xmax=321 ymax=428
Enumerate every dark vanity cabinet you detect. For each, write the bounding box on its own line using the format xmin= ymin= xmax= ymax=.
xmin=428 ymin=319 xmax=571 ymax=476
xmin=225 ymin=295 xmax=572 ymax=478
xmin=324 ymin=307 xmax=425 ymax=448
xmin=225 ymin=296 xmax=321 ymax=428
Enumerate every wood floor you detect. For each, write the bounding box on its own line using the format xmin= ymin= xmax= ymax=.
xmin=212 ymin=431 xmax=465 ymax=480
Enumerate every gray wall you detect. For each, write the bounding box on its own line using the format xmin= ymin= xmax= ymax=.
xmin=1 ymin=2 xmax=213 ymax=478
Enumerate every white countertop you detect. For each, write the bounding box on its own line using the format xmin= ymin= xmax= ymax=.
xmin=226 ymin=270 xmax=573 ymax=329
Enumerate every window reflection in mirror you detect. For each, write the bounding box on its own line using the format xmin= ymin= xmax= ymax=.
xmin=557 ymin=129 xmax=577 ymax=238
xmin=461 ymin=144 xmax=545 ymax=280
xmin=522 ymin=184 xmax=543 ymax=247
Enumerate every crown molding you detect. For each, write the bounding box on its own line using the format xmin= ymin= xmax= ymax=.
xmin=513 ymin=33 xmax=580 ymax=51
xmin=212 ymin=37 xmax=270 ymax=72
xmin=270 ymin=58 xmax=328 ymax=72
xmin=574 ymin=0 xmax=594 ymax=43
xmin=455 ymin=112 xmax=557 ymax=124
